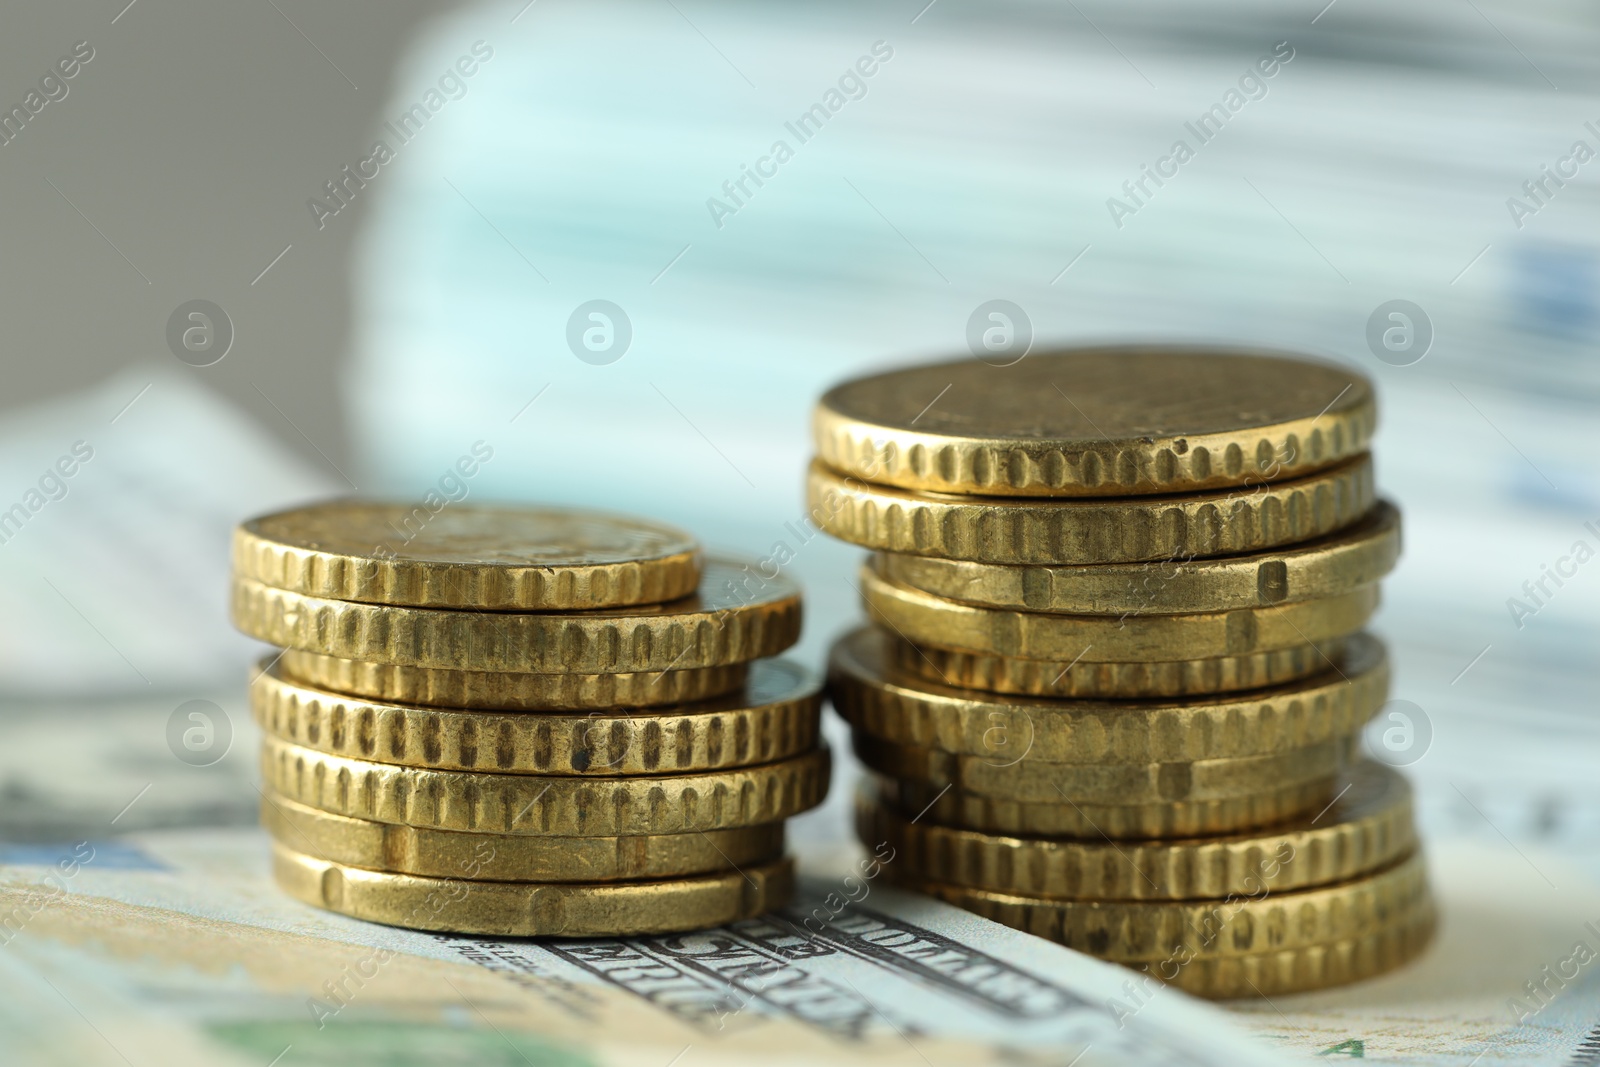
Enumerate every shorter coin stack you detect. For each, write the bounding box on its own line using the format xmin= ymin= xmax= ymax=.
xmin=231 ymin=502 xmax=829 ymax=937
xmin=809 ymin=347 xmax=1435 ymax=997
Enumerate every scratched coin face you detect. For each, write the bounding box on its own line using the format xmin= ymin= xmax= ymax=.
xmin=814 ymin=346 xmax=1376 ymax=497
xmin=235 ymin=502 xmax=702 ymax=610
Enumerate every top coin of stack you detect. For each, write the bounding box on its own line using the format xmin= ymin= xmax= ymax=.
xmin=808 ymin=347 xmax=1434 ymax=997
xmin=231 ymin=501 xmax=828 ymax=937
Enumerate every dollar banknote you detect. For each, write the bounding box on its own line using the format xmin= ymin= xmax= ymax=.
xmin=0 ymin=828 xmax=1289 ymax=1067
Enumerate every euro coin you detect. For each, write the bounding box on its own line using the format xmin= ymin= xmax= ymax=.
xmin=261 ymin=736 xmax=831 ymax=836
xmin=860 ymin=563 xmax=1378 ymax=662
xmin=831 ymin=627 xmax=1388 ymax=762
xmin=272 ymin=841 xmax=794 ymax=936
xmin=813 ymin=348 xmax=1375 ymax=497
xmin=235 ymin=501 xmax=701 ymax=609
xmin=902 ymin=851 xmax=1431 ymax=971
xmin=877 ymin=774 xmax=1335 ymax=839
xmin=262 ymin=790 xmax=784 ymax=882
xmin=254 ymin=656 xmax=822 ymax=775
xmin=278 ymin=650 xmax=748 ymax=710
xmin=231 ymin=557 xmax=800 ymax=673
xmin=874 ymin=501 xmax=1400 ymax=615
xmin=857 ymin=761 xmax=1414 ymax=899
xmin=890 ymin=634 xmax=1348 ymax=699
xmin=807 ymin=455 xmax=1375 ymax=565
xmin=1147 ymin=902 xmax=1435 ymax=998
xmin=852 ymin=732 xmax=1358 ymax=804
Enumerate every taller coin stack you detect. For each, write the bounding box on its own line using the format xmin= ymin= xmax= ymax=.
xmin=809 ymin=348 xmax=1435 ymax=997
xmin=231 ymin=502 xmax=829 ymax=936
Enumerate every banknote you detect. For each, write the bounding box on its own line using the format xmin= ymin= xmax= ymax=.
xmin=1219 ymin=836 xmax=1600 ymax=1067
xmin=0 ymin=828 xmax=1286 ymax=1067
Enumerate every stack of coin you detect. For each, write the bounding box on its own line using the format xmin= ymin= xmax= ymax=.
xmin=230 ymin=502 xmax=828 ymax=937
xmin=809 ymin=347 xmax=1434 ymax=997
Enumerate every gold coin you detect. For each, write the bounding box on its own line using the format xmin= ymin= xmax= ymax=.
xmin=831 ymin=627 xmax=1388 ymax=762
xmin=813 ymin=348 xmax=1375 ymax=497
xmin=853 ymin=732 xmax=1357 ymax=804
xmin=808 ymin=455 xmax=1375 ymax=565
xmin=235 ymin=500 xmax=701 ymax=609
xmin=271 ymin=840 xmax=794 ymax=936
xmin=860 ymin=564 xmax=1378 ymax=662
xmin=261 ymin=736 xmax=831 ymax=836
xmin=856 ymin=762 xmax=1414 ymax=900
xmin=279 ymin=650 xmax=748 ymax=710
xmin=891 ymin=634 xmax=1348 ymax=699
xmin=902 ymin=851 xmax=1430 ymax=961
xmin=1148 ymin=902 xmax=1436 ymax=998
xmin=254 ymin=657 xmax=822 ymax=775
xmin=261 ymin=790 xmax=785 ymax=882
xmin=230 ymin=558 xmax=800 ymax=673
xmin=875 ymin=501 xmax=1401 ymax=615
xmin=877 ymin=774 xmax=1335 ymax=839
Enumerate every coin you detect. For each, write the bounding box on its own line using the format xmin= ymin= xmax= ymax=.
xmin=856 ymin=762 xmax=1414 ymax=900
xmin=254 ymin=657 xmax=822 ymax=775
xmin=235 ymin=501 xmax=701 ymax=609
xmin=890 ymin=634 xmax=1348 ymax=699
xmin=831 ymin=628 xmax=1387 ymax=762
xmin=231 ymin=558 xmax=800 ymax=673
xmin=272 ymin=841 xmax=794 ymax=936
xmin=902 ymin=851 xmax=1430 ymax=961
xmin=261 ymin=736 xmax=831 ymax=836
xmin=261 ymin=790 xmax=785 ymax=882
xmin=807 ymin=455 xmax=1375 ymax=565
xmin=874 ymin=501 xmax=1401 ymax=615
xmin=853 ymin=732 xmax=1358 ymax=804
xmin=876 ymin=774 xmax=1335 ymax=839
xmin=279 ymin=650 xmax=748 ymax=710
xmin=813 ymin=348 xmax=1375 ymax=497
xmin=1147 ymin=903 xmax=1436 ymax=998
xmin=860 ymin=564 xmax=1378 ymax=662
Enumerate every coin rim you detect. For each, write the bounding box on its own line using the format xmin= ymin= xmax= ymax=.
xmin=254 ymin=656 xmax=824 ymax=776
xmin=856 ymin=762 xmax=1415 ymax=899
xmin=261 ymin=789 xmax=787 ymax=882
xmin=278 ymin=650 xmax=750 ymax=710
xmin=260 ymin=735 xmax=833 ymax=836
xmin=860 ymin=564 xmax=1380 ymax=661
xmin=874 ymin=500 xmax=1401 ymax=615
xmin=235 ymin=501 xmax=704 ymax=609
xmin=271 ymin=840 xmax=794 ymax=936
xmin=830 ymin=626 xmax=1388 ymax=761
xmin=900 ymin=850 xmax=1431 ymax=959
xmin=807 ymin=454 xmax=1376 ymax=565
xmin=814 ymin=348 xmax=1376 ymax=498
xmin=230 ymin=556 xmax=802 ymax=673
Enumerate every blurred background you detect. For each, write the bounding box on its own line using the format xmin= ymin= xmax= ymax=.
xmin=2 ymin=0 xmax=1598 ymax=875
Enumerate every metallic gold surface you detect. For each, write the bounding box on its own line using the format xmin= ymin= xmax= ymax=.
xmin=1146 ymin=903 xmax=1436 ymax=998
xmin=856 ymin=762 xmax=1414 ymax=899
xmin=261 ymin=735 xmax=831 ymax=836
xmin=254 ymin=656 xmax=822 ymax=775
xmin=807 ymin=455 xmax=1376 ymax=565
xmin=890 ymin=635 xmax=1348 ymax=699
xmin=853 ymin=732 xmax=1358 ymax=804
xmin=831 ymin=627 xmax=1388 ymax=762
xmin=813 ymin=349 xmax=1375 ymax=497
xmin=875 ymin=501 xmax=1401 ymax=615
xmin=261 ymin=790 xmax=785 ymax=882
xmin=231 ymin=557 xmax=800 ymax=673
xmin=902 ymin=851 xmax=1430 ymax=961
xmin=877 ymin=774 xmax=1336 ymax=839
xmin=235 ymin=501 xmax=701 ymax=609
xmin=271 ymin=840 xmax=794 ymax=936
xmin=279 ymin=650 xmax=748 ymax=710
xmin=860 ymin=564 xmax=1378 ymax=662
